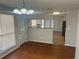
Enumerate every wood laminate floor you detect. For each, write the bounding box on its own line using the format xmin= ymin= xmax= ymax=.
xmin=2 ymin=41 xmax=75 ymax=59
xmin=53 ymin=31 xmax=65 ymax=45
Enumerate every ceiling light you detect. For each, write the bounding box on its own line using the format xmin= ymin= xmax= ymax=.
xmin=27 ymin=10 xmax=35 ymax=15
xmin=20 ymin=8 xmax=28 ymax=14
xmin=53 ymin=11 xmax=60 ymax=15
xmin=13 ymin=9 xmax=22 ymax=14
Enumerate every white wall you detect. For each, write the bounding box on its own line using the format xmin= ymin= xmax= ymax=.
xmin=28 ymin=28 xmax=53 ymax=44
xmin=14 ymin=15 xmax=28 ymax=45
xmin=65 ymin=10 xmax=78 ymax=47
xmin=75 ymin=9 xmax=79 ymax=59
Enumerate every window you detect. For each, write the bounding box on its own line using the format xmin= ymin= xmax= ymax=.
xmin=51 ymin=20 xmax=54 ymax=28
xmin=44 ymin=20 xmax=51 ymax=28
xmin=31 ymin=20 xmax=37 ymax=27
xmin=41 ymin=19 xmax=44 ymax=28
xmin=31 ymin=19 xmax=54 ymax=28
xmin=0 ymin=14 xmax=16 ymax=52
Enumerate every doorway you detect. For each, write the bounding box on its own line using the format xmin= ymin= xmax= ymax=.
xmin=62 ymin=21 xmax=66 ymax=40
xmin=53 ymin=21 xmax=66 ymax=45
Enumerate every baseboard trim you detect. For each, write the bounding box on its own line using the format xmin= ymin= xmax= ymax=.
xmin=28 ymin=40 xmax=53 ymax=44
xmin=0 ymin=41 xmax=29 ymax=59
xmin=0 ymin=45 xmax=20 ymax=59
xmin=65 ymin=44 xmax=76 ymax=47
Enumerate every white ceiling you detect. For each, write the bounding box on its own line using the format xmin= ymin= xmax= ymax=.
xmin=0 ymin=0 xmax=79 ymax=11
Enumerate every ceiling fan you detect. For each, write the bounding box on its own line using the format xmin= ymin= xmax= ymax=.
xmin=0 ymin=0 xmax=35 ymax=15
xmin=0 ymin=0 xmax=65 ymax=15
xmin=12 ymin=0 xmax=35 ymax=15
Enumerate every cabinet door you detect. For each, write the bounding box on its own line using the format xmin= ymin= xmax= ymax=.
xmin=0 ymin=14 xmax=15 ymax=34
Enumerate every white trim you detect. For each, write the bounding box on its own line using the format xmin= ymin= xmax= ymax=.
xmin=64 ymin=44 xmax=76 ymax=47
xmin=0 ymin=41 xmax=29 ymax=59
xmin=29 ymin=40 xmax=53 ymax=44
xmin=0 ymin=45 xmax=20 ymax=59
xmin=0 ymin=45 xmax=16 ymax=53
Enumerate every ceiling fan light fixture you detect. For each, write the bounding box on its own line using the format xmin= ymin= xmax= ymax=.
xmin=27 ymin=9 xmax=35 ymax=14
xmin=13 ymin=9 xmax=22 ymax=14
xmin=13 ymin=0 xmax=35 ymax=15
xmin=20 ymin=8 xmax=28 ymax=14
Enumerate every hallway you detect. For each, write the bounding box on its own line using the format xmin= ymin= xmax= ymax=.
xmin=3 ymin=41 xmax=75 ymax=59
